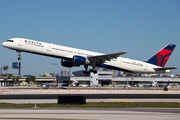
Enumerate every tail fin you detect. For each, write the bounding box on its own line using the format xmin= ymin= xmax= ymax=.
xmin=145 ymin=44 xmax=176 ymax=67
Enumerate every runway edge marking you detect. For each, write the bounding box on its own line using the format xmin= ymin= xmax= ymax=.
xmin=109 ymin=99 xmax=134 ymax=102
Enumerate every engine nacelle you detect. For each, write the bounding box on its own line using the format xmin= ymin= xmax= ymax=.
xmin=61 ymin=59 xmax=79 ymax=67
xmin=61 ymin=56 xmax=90 ymax=68
xmin=73 ymin=55 xmax=89 ymax=65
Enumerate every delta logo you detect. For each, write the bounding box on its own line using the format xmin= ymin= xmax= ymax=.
xmin=24 ymin=40 xmax=44 ymax=47
xmin=156 ymin=49 xmax=172 ymax=67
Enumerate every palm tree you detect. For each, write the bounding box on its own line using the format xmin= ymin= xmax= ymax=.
xmin=3 ymin=78 xmax=8 ymax=86
xmin=12 ymin=78 xmax=18 ymax=86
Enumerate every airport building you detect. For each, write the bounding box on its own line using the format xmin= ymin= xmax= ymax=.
xmin=57 ymin=70 xmax=180 ymax=87
xmin=0 ymin=70 xmax=180 ymax=87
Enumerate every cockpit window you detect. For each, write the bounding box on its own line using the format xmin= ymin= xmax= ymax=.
xmin=7 ymin=40 xmax=14 ymax=42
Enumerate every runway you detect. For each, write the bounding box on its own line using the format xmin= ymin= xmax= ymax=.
xmin=1 ymin=93 xmax=180 ymax=103
xmin=0 ymin=93 xmax=180 ymax=99
xmin=0 ymin=108 xmax=179 ymax=120
xmin=0 ymin=90 xmax=180 ymax=120
xmin=1 ymin=98 xmax=180 ymax=104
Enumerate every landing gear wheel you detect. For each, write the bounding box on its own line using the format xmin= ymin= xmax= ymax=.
xmin=18 ymin=57 xmax=21 ymax=60
xmin=93 ymin=70 xmax=97 ymax=74
xmin=83 ymin=70 xmax=86 ymax=74
xmin=90 ymin=69 xmax=97 ymax=74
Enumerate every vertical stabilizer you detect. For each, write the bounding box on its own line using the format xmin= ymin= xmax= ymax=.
xmin=145 ymin=44 xmax=176 ymax=67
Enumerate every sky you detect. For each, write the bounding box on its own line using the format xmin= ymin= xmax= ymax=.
xmin=0 ymin=0 xmax=180 ymax=76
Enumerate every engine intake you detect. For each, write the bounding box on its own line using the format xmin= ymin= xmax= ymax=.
xmin=61 ymin=59 xmax=79 ymax=67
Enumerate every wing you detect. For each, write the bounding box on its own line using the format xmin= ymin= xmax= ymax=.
xmin=88 ymin=52 xmax=127 ymax=64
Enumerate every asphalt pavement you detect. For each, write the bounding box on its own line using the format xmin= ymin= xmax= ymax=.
xmin=0 ymin=108 xmax=179 ymax=120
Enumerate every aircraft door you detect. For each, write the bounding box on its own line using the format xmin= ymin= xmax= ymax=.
xmin=47 ymin=45 xmax=51 ymax=52
xmin=18 ymin=41 xmax=22 ymax=46
xmin=144 ymin=64 xmax=148 ymax=70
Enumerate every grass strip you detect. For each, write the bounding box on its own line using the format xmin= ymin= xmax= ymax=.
xmin=0 ymin=102 xmax=180 ymax=108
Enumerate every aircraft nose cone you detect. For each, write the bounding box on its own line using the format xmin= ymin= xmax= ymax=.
xmin=2 ymin=42 xmax=8 ymax=47
xmin=2 ymin=42 xmax=5 ymax=47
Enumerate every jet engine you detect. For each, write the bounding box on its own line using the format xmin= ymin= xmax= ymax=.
xmin=61 ymin=56 xmax=90 ymax=68
xmin=61 ymin=59 xmax=79 ymax=67
xmin=73 ymin=55 xmax=88 ymax=65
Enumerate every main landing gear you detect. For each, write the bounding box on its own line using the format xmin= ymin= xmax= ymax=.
xmin=90 ymin=69 xmax=97 ymax=74
xmin=83 ymin=69 xmax=97 ymax=75
xmin=17 ymin=51 xmax=21 ymax=60
xmin=83 ymin=64 xmax=97 ymax=75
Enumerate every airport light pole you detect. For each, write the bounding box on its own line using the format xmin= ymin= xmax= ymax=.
xmin=51 ymin=63 xmax=57 ymax=83
xmin=132 ymin=73 xmax=134 ymax=87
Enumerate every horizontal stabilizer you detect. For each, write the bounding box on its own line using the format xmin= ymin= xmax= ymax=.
xmin=153 ymin=67 xmax=178 ymax=70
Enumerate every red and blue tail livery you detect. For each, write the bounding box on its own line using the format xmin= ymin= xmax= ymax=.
xmin=146 ymin=44 xmax=176 ymax=67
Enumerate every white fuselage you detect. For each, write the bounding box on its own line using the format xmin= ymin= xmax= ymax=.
xmin=2 ymin=38 xmax=170 ymax=74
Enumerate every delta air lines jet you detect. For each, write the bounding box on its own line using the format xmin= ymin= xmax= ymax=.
xmin=2 ymin=38 xmax=177 ymax=74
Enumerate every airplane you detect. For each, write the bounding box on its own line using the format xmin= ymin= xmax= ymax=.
xmin=2 ymin=38 xmax=177 ymax=74
xmin=157 ymin=80 xmax=170 ymax=88
xmin=140 ymin=81 xmax=157 ymax=88
xmin=138 ymin=81 xmax=172 ymax=88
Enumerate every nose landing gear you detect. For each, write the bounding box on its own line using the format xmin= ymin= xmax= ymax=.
xmin=18 ymin=57 xmax=21 ymax=60
xmin=17 ymin=51 xmax=21 ymax=60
